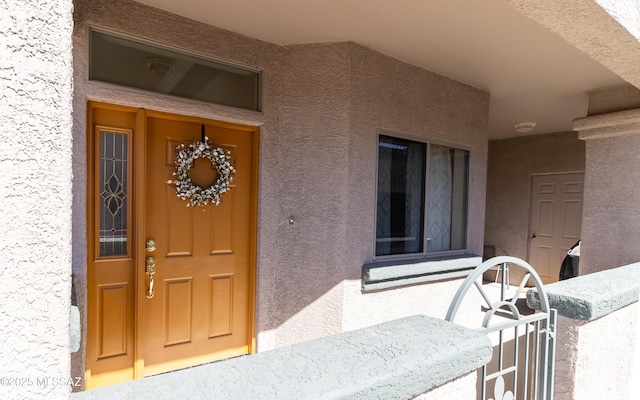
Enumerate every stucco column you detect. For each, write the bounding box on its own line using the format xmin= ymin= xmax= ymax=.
xmin=0 ymin=1 xmax=74 ymax=399
xmin=573 ymin=109 xmax=640 ymax=274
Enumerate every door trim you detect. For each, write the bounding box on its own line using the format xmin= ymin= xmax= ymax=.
xmin=86 ymin=102 xmax=259 ymax=387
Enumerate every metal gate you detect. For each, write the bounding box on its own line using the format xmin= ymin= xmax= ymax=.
xmin=446 ymin=256 xmax=557 ymax=400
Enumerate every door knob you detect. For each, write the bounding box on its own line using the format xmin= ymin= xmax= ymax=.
xmin=530 ymin=234 xmax=537 ymax=239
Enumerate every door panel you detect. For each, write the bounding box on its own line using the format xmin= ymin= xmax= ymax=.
xmin=209 ymin=275 xmax=234 ymax=337
xmin=143 ymin=115 xmax=253 ymax=376
xmin=86 ymin=104 xmax=138 ymax=389
xmin=87 ymin=103 xmax=257 ymax=387
xmin=528 ymin=173 xmax=584 ymax=284
xmin=97 ymin=283 xmax=129 ymax=358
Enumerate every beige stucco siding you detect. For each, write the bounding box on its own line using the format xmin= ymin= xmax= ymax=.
xmin=581 ymin=135 xmax=640 ymax=273
xmin=506 ymin=0 xmax=640 ymax=89
xmin=0 ymin=0 xmax=74 ymax=398
xmin=267 ymin=42 xmax=351 ymax=346
xmin=484 ymin=132 xmax=585 ymax=274
xmin=71 ymin=0 xmax=490 ymax=379
xmin=342 ymin=43 xmax=489 ymax=330
xmin=72 ymin=0 xmax=284 ymax=381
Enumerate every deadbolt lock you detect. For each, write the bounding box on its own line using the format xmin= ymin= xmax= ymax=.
xmin=146 ymin=239 xmax=156 ymax=252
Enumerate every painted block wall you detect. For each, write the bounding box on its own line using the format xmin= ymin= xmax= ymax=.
xmin=0 ymin=0 xmax=74 ymax=399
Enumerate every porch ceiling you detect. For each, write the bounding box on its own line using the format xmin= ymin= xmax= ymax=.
xmin=135 ymin=0 xmax=626 ymax=140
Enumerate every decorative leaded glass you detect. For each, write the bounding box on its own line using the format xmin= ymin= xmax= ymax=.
xmin=99 ymin=130 xmax=128 ymax=257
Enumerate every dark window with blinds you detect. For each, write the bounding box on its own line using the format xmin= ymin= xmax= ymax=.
xmin=376 ymin=134 xmax=469 ymax=257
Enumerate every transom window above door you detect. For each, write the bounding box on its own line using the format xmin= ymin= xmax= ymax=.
xmin=376 ymin=134 xmax=470 ymax=258
xmin=89 ymin=29 xmax=261 ymax=111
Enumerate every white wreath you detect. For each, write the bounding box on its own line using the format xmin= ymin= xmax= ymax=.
xmin=171 ymin=137 xmax=235 ymax=207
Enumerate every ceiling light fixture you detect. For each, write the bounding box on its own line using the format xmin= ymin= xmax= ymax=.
xmin=146 ymin=57 xmax=175 ymax=79
xmin=514 ymin=121 xmax=536 ymax=133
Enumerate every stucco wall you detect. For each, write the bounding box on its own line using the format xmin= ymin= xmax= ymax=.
xmin=506 ymin=0 xmax=640 ymax=277
xmin=505 ymin=0 xmax=640 ymax=89
xmin=588 ymin=84 xmax=640 ymax=115
xmin=71 ymin=0 xmax=491 ymax=384
xmin=581 ymin=135 xmax=640 ymax=273
xmin=72 ymin=0 xmax=284 ymax=380
xmin=0 ymin=0 xmax=74 ymax=399
xmin=268 ymin=42 xmax=351 ymax=346
xmin=556 ymin=303 xmax=638 ymax=400
xmin=342 ymin=43 xmax=489 ymax=330
xmin=484 ymin=132 xmax=585 ymax=272
xmin=573 ymin=83 xmax=640 ymax=274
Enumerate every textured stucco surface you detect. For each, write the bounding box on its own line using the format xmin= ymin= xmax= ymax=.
xmin=342 ymin=42 xmax=489 ymax=331
xmin=0 ymin=0 xmax=74 ymax=399
xmin=71 ymin=0 xmax=490 ymax=389
xmin=571 ymin=83 xmax=640 ymax=273
xmin=506 ymin=0 xmax=640 ymax=89
xmin=587 ymin=84 xmax=640 ymax=115
xmin=527 ymin=262 xmax=640 ymax=320
xmin=10 ymin=0 xmax=640 ymax=397
xmin=71 ymin=315 xmax=491 ymax=400
xmin=484 ymin=132 xmax=585 ymax=280
xmin=71 ymin=0 xmax=283 ymax=381
xmin=574 ymin=107 xmax=640 ymax=140
xmin=490 ymin=0 xmax=640 ymax=276
xmin=581 ymin=134 xmax=640 ymax=272
xmin=593 ymin=0 xmax=640 ymax=40
xmin=413 ymin=372 xmax=476 ymax=400
xmin=362 ymin=255 xmax=482 ymax=291
xmin=73 ymin=0 xmax=490 ymax=351
xmin=270 ymin=41 xmax=351 ymax=346
xmin=555 ymin=303 xmax=638 ymax=400
xmin=526 ymin=263 xmax=640 ymax=399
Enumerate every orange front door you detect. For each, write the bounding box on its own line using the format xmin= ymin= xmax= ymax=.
xmin=142 ymin=113 xmax=255 ymax=376
xmin=86 ymin=103 xmax=257 ymax=388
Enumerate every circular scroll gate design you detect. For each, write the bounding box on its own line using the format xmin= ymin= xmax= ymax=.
xmin=446 ymin=256 xmax=557 ymax=400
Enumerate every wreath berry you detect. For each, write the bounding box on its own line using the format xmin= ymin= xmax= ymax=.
xmin=171 ymin=137 xmax=235 ymax=207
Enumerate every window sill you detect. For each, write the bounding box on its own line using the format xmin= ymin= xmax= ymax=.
xmin=361 ymin=254 xmax=482 ymax=292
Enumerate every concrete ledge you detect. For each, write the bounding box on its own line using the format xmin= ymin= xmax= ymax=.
xmin=527 ymin=262 xmax=640 ymax=321
xmin=73 ymin=315 xmax=492 ymax=400
xmin=573 ymin=107 xmax=640 ymax=140
xmin=362 ymin=255 xmax=482 ymax=291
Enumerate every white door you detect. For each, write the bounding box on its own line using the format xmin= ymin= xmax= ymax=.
xmin=528 ymin=173 xmax=584 ymax=284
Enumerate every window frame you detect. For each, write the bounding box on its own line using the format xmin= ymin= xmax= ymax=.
xmin=87 ymin=26 xmax=263 ymax=112
xmin=373 ymin=129 xmax=471 ymax=262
